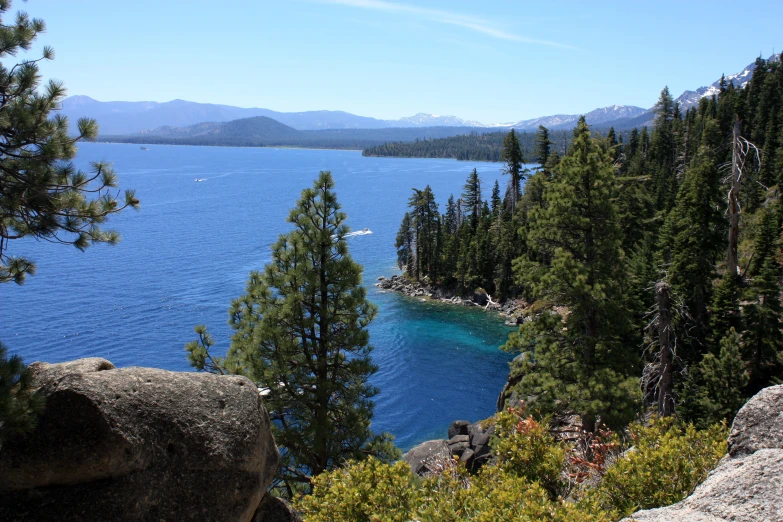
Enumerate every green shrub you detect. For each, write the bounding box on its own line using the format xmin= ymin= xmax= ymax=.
xmin=297 ymin=458 xmax=418 ymax=522
xmin=492 ymin=407 xmax=566 ymax=497
xmin=587 ymin=417 xmax=727 ymax=517
xmin=416 ymin=465 xmax=609 ymax=522
xmin=297 ymin=414 xmax=727 ymax=522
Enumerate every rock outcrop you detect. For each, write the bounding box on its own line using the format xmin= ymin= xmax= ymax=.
xmin=623 ymin=385 xmax=783 ymax=522
xmin=252 ymin=494 xmax=302 ymax=522
xmin=0 ymin=358 xmax=279 ymax=522
xmin=402 ymin=439 xmax=452 ymax=475
xmin=375 ymin=275 xmax=525 ymax=319
xmin=403 ymin=419 xmax=495 ymax=475
xmin=496 ymin=352 xmax=531 ymax=411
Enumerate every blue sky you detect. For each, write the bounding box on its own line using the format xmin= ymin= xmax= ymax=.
xmin=19 ymin=0 xmax=783 ymax=123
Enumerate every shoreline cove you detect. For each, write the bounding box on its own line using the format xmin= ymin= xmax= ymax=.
xmin=375 ymin=274 xmax=527 ymax=327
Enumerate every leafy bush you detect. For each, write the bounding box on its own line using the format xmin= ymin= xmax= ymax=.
xmin=297 ymin=458 xmax=417 ymax=522
xmin=587 ymin=417 xmax=727 ymax=517
xmin=298 ymin=414 xmax=727 ymax=522
xmin=492 ymin=407 xmax=566 ymax=496
xmin=416 ymin=464 xmax=608 ymax=522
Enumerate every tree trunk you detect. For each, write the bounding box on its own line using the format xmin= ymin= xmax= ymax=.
xmin=656 ymin=281 xmax=674 ymax=417
xmin=582 ymin=415 xmax=596 ymax=434
xmin=727 ymin=117 xmax=741 ymax=276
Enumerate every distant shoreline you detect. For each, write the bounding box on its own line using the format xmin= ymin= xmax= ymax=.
xmin=88 ymin=139 xmax=504 ymax=162
xmin=91 ymin=139 xmax=364 ymax=152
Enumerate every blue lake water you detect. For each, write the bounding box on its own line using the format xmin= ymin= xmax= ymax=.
xmin=0 ymin=143 xmax=520 ymax=450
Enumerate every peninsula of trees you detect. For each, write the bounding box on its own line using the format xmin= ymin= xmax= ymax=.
xmin=362 ymin=130 xmax=538 ymax=162
xmin=395 ymin=59 xmax=783 ymax=431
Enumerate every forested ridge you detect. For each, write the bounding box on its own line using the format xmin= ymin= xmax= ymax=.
xmin=362 ymin=127 xmax=631 ymax=162
xmin=362 ymin=131 xmax=539 ymax=161
xmin=395 ymin=57 xmax=783 ymax=430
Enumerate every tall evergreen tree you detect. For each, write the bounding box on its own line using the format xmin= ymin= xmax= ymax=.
xmin=490 ymin=180 xmax=502 ymax=217
xmin=395 ymin=212 xmax=414 ymax=273
xmin=461 ymin=168 xmax=483 ymax=227
xmin=649 ymin=87 xmax=679 ymax=212
xmin=407 ymin=186 xmax=440 ymax=280
xmin=749 ymin=206 xmax=779 ymax=276
xmin=187 ymin=172 xmax=397 ymax=492
xmin=695 ymin=328 xmax=749 ymax=425
xmin=742 ymin=256 xmax=783 ymax=394
xmin=534 ymin=125 xmax=552 ymax=167
xmin=501 ymin=129 xmax=525 ymax=213
xmin=708 ymin=273 xmax=742 ymax=350
xmin=505 ymin=118 xmax=639 ymax=432
xmin=662 ymin=153 xmax=725 ymax=355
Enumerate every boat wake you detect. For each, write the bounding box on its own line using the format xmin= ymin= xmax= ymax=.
xmin=344 ymin=228 xmax=372 ymax=238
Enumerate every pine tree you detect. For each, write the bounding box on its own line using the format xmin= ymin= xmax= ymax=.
xmin=461 ymin=168 xmax=483 ymax=227
xmin=663 ymin=153 xmax=725 ymax=355
xmin=749 ymin=206 xmax=779 ymax=276
xmin=0 ymin=5 xmax=138 ymax=284
xmin=708 ymin=273 xmax=742 ymax=351
xmin=506 ymin=117 xmax=639 ymax=432
xmin=490 ymin=180 xmax=502 ymax=217
xmin=0 ymin=341 xmax=44 ymax=445
xmin=742 ymin=256 xmax=783 ymax=394
xmin=407 ymin=186 xmax=440 ymax=279
xmin=649 ymin=87 xmax=679 ymax=212
xmin=696 ymin=328 xmax=749 ymax=425
xmin=501 ymin=129 xmax=525 ymax=213
xmin=490 ymin=212 xmax=516 ymax=300
xmin=395 ymin=212 xmax=414 ymax=273
xmin=187 ymin=172 xmax=397 ymax=492
xmin=534 ymin=125 xmax=551 ymax=167
xmin=0 ymin=0 xmax=137 ymax=443
xmin=606 ymin=127 xmax=619 ymax=162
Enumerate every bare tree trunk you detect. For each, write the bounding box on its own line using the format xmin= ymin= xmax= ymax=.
xmin=727 ymin=117 xmax=741 ymax=276
xmin=656 ymin=281 xmax=674 ymax=417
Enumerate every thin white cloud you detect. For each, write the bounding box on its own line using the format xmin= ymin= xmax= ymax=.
xmin=314 ymin=0 xmax=575 ymax=49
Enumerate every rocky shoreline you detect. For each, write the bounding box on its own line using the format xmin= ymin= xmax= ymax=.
xmin=375 ymin=274 xmax=527 ymax=326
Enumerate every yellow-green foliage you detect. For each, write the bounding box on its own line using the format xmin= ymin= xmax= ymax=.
xmin=298 ymin=457 xmax=606 ymax=522
xmin=492 ymin=408 xmax=565 ymax=496
xmin=297 ymin=459 xmax=417 ymax=522
xmin=417 ymin=465 xmax=609 ymax=522
xmin=587 ymin=417 xmax=727 ymax=517
xmin=297 ymin=415 xmax=727 ymax=522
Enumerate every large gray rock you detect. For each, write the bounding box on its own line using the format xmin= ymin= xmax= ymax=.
xmin=27 ymin=357 xmax=115 ymax=386
xmin=0 ymin=359 xmax=279 ymax=522
xmin=623 ymin=384 xmax=783 ymax=522
xmin=402 ymin=439 xmax=451 ymax=475
xmin=252 ymin=494 xmax=302 ymax=522
xmin=448 ymin=420 xmax=470 ymax=439
xmin=727 ymin=385 xmax=783 ymax=457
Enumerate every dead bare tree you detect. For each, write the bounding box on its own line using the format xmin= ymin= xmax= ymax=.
xmin=654 ymin=282 xmax=674 ymax=416
xmin=642 ymin=279 xmax=692 ymax=417
xmin=725 ymin=117 xmax=762 ymax=276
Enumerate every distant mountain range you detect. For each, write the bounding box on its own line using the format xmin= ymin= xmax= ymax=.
xmin=62 ymin=52 xmax=780 ymax=141
xmin=502 ymin=105 xmax=648 ymax=132
xmin=61 ymin=96 xmax=487 ymax=135
xmin=104 ymin=118 xmax=503 ymax=150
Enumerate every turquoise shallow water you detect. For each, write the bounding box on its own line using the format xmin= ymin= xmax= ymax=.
xmin=0 ymin=143 xmax=520 ymax=449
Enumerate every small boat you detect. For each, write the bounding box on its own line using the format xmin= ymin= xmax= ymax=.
xmin=333 ymin=228 xmax=372 ymax=239
xmin=194 ymin=178 xmax=207 ymax=182
xmin=140 ymin=146 xmax=149 ymax=150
